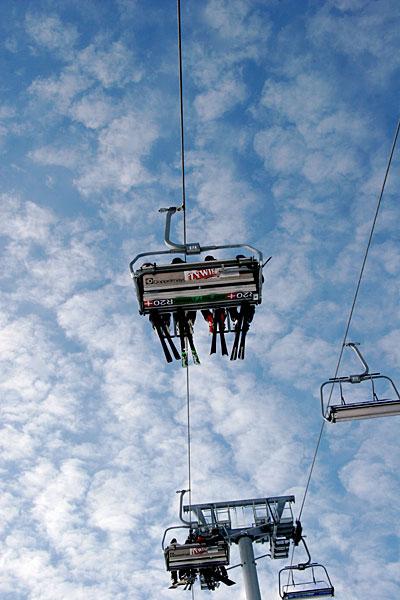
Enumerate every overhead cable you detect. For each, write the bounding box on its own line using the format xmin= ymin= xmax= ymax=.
xmin=176 ymin=9 xmax=194 ymax=600
xmin=298 ymin=115 xmax=400 ymax=522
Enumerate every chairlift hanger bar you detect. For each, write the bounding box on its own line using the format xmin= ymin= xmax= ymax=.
xmin=129 ymin=206 xmax=263 ymax=272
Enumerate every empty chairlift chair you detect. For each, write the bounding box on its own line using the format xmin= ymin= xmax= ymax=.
xmin=320 ymin=342 xmax=400 ymax=423
xmin=279 ymin=538 xmax=334 ymax=599
xmin=279 ymin=563 xmax=334 ymax=599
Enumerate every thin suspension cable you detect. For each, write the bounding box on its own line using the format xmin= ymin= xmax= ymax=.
xmin=177 ymin=0 xmax=187 ymax=247
xmin=186 ymin=362 xmax=194 ymax=600
xmin=177 ymin=4 xmax=193 ymax=584
xmin=297 ymin=116 xmax=400 ymax=522
xmin=177 ymin=0 xmax=191 ymax=498
xmin=186 ymin=364 xmax=192 ymax=514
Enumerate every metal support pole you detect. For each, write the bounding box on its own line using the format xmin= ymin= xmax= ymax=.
xmin=238 ymin=536 xmax=262 ymax=600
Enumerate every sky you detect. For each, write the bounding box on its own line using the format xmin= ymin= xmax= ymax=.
xmin=0 ymin=0 xmax=399 ymax=598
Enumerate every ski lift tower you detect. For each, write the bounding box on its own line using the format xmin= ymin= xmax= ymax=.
xmin=182 ymin=492 xmax=296 ymax=599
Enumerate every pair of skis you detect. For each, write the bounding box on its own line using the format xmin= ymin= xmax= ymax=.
xmin=229 ymin=302 xmax=255 ymax=360
xmin=202 ymin=303 xmax=254 ymax=359
xmin=149 ymin=312 xmax=180 ymax=364
xmin=175 ymin=309 xmax=200 ymax=367
xmin=151 ymin=303 xmax=254 ymax=364
xmin=150 ymin=310 xmax=200 ymax=367
xmin=202 ymin=308 xmax=228 ymax=356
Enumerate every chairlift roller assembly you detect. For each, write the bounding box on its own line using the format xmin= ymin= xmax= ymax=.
xmin=321 ymin=342 xmax=400 ymax=422
xmin=162 ymin=490 xmax=310 ymax=593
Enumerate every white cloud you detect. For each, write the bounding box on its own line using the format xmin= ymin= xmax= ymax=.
xmin=309 ymin=2 xmax=400 ymax=82
xmin=185 ymin=152 xmax=258 ymax=242
xmin=69 ymin=91 xmax=117 ymax=129
xmin=339 ymin=421 xmax=400 ymax=505
xmin=87 ymin=470 xmax=144 ymax=533
xmin=254 ymin=125 xmax=306 ymax=175
xmin=264 ymin=253 xmax=315 ymax=312
xmin=0 ymin=194 xmax=56 ymax=246
xmin=194 ymin=76 xmax=247 ymax=122
xmin=261 ymin=74 xmax=333 ymax=127
xmin=77 ymin=41 xmax=141 ymax=88
xmin=74 ymin=112 xmax=158 ymax=194
xmin=267 ymin=327 xmax=333 ymax=384
xmin=26 ymin=13 xmax=78 ymax=55
xmin=203 ymin=0 xmax=270 ymax=51
xmin=29 ymin=70 xmax=91 ymax=113
xmin=30 ymin=145 xmax=82 ymax=168
xmin=0 ymin=196 xmax=108 ymax=308
xmin=255 ymin=75 xmax=368 ymax=184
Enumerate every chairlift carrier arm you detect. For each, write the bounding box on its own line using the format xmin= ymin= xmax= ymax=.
xmin=129 ymin=206 xmax=263 ymax=273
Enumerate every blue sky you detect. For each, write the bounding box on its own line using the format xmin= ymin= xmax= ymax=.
xmin=0 ymin=0 xmax=399 ymax=598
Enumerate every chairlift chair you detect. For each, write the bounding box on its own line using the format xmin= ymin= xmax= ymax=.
xmin=162 ymin=496 xmax=231 ymax=592
xmin=279 ymin=563 xmax=334 ymax=599
xmin=321 ymin=343 xmax=400 ymax=422
xmin=164 ymin=541 xmax=230 ymax=572
xmin=279 ymin=538 xmax=334 ymax=599
xmin=129 ymin=207 xmax=264 ymax=315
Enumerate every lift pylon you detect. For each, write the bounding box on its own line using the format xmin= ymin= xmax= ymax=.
xmin=163 ymin=491 xmax=296 ymax=596
xmin=238 ymin=535 xmax=262 ymax=600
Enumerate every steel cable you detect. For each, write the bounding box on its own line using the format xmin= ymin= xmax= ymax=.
xmin=297 ymin=116 xmax=400 ymax=524
xmin=177 ymin=4 xmax=194 ymax=598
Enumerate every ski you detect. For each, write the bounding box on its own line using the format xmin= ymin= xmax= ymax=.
xmin=175 ymin=309 xmax=188 ymax=367
xmin=230 ymin=307 xmax=244 ymax=361
xmin=215 ymin=308 xmax=228 ymax=356
xmin=237 ymin=303 xmax=255 ymax=360
xmin=210 ymin=312 xmax=218 ymax=355
xmin=154 ymin=312 xmax=181 ymax=362
xmin=185 ymin=327 xmax=200 ymax=365
xmin=150 ymin=312 xmax=173 ymax=363
xmin=185 ymin=311 xmax=200 ymax=365
xmin=175 ymin=309 xmax=200 ymax=366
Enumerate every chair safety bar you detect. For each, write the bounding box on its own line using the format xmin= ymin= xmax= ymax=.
xmin=129 ymin=243 xmax=263 ymax=273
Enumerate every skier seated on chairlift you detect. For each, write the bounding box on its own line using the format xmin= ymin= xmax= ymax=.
xmin=148 ymin=254 xmax=256 ymax=364
xmin=168 ymin=538 xmax=180 ymax=588
xmin=168 ymin=537 xmax=196 ymax=589
xmin=171 ymin=258 xmax=200 ymax=367
xmin=201 ymin=255 xmax=255 ymax=360
xmin=200 ymin=256 xmax=228 ymax=357
xmin=194 ymin=530 xmax=235 ymax=588
xmin=147 ymin=258 xmax=200 ymax=367
xmin=200 ymin=565 xmax=236 ymax=590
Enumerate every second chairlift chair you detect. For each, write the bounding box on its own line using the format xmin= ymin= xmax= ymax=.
xmin=321 ymin=342 xmax=400 ymax=422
